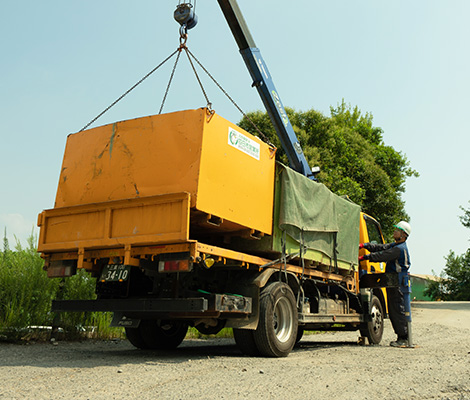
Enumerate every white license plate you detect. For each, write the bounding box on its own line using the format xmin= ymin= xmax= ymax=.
xmin=100 ymin=264 xmax=131 ymax=282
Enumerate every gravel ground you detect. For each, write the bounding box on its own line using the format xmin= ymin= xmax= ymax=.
xmin=1 ymin=302 xmax=469 ymax=400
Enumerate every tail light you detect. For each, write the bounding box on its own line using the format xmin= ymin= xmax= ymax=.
xmin=158 ymin=259 xmax=192 ymax=273
xmin=47 ymin=261 xmax=77 ymax=278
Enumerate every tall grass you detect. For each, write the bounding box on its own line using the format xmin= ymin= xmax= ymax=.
xmin=0 ymin=232 xmax=235 ymax=343
xmin=0 ymin=232 xmax=123 ymax=341
xmin=0 ymin=235 xmax=58 ymax=334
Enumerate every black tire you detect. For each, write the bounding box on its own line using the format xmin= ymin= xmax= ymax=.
xmin=233 ymin=328 xmax=260 ymax=356
xmin=126 ymin=320 xmax=188 ymax=350
xmin=253 ymin=282 xmax=298 ymax=357
xmin=360 ymin=295 xmax=384 ymax=345
xmin=125 ymin=326 xmax=148 ymax=349
xmin=295 ymin=326 xmax=304 ymax=346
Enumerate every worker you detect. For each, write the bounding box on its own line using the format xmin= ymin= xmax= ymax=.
xmin=359 ymin=221 xmax=412 ymax=347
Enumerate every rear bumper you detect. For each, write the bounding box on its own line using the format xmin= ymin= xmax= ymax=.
xmin=52 ymin=294 xmax=252 ymax=318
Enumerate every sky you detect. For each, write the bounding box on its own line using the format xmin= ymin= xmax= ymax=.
xmin=1 ymin=0 xmax=469 ymax=276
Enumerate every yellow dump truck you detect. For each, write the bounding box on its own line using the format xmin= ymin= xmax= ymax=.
xmin=38 ymin=108 xmax=388 ymax=357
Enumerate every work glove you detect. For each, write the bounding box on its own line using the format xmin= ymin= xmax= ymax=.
xmin=359 ymin=254 xmax=369 ymax=262
xmin=359 ymin=243 xmax=364 ymax=249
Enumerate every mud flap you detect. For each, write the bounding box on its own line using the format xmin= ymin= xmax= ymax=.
xmin=225 ymin=284 xmax=260 ymax=330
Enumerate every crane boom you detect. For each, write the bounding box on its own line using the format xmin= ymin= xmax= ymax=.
xmin=217 ymin=0 xmax=314 ymax=179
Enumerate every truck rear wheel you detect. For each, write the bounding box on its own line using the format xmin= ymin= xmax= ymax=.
xmin=360 ymin=295 xmax=384 ymax=345
xmin=254 ymin=282 xmax=298 ymax=357
xmin=233 ymin=328 xmax=260 ymax=356
xmin=126 ymin=319 xmax=188 ymax=350
xmin=125 ymin=325 xmax=148 ymax=349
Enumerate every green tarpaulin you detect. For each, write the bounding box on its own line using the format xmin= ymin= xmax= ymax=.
xmin=279 ymin=165 xmax=361 ymax=267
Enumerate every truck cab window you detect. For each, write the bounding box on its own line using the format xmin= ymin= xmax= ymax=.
xmin=364 ymin=216 xmax=384 ymax=245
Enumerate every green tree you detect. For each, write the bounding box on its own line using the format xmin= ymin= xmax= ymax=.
xmin=423 ymin=276 xmax=447 ymax=301
xmin=424 ymin=251 xmax=470 ymax=301
xmin=425 ymin=203 xmax=470 ymax=301
xmin=459 ymin=201 xmax=470 ymax=229
xmin=441 ymin=250 xmax=470 ymax=301
xmin=238 ymin=100 xmax=418 ymax=239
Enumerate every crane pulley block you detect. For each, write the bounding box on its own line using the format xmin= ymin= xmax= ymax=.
xmin=174 ymin=2 xmax=198 ymax=32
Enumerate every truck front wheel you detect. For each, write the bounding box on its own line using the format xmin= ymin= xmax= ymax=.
xmin=360 ymin=295 xmax=384 ymax=345
xmin=254 ymin=282 xmax=298 ymax=357
xmin=126 ymin=319 xmax=188 ymax=350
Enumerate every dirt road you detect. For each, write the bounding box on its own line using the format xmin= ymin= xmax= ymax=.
xmin=1 ymin=302 xmax=469 ymax=400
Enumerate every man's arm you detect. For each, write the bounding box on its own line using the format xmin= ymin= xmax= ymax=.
xmin=363 ymin=242 xmax=394 ymax=253
xmin=366 ymin=246 xmax=401 ymax=263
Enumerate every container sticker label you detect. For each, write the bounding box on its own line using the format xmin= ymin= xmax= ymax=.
xmin=228 ymin=127 xmax=260 ymax=160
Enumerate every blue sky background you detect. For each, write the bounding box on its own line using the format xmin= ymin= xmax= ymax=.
xmin=1 ymin=1 xmax=469 ymax=276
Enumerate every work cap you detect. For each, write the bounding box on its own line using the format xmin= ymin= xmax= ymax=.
xmin=394 ymin=221 xmax=411 ymax=236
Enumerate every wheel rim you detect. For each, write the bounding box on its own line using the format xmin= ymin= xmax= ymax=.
xmin=273 ymin=296 xmax=294 ymax=343
xmin=371 ymin=304 xmax=383 ymax=334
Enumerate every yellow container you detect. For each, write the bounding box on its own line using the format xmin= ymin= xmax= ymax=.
xmin=54 ymin=108 xmax=276 ymax=236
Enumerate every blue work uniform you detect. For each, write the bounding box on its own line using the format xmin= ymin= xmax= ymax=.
xmin=365 ymin=241 xmax=411 ymax=273
xmin=364 ymin=241 xmax=411 ymax=340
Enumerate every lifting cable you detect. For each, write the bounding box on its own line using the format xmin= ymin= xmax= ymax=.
xmin=78 ymin=23 xmax=273 ymax=149
xmin=184 ymin=48 xmax=273 ymax=147
xmin=158 ymin=46 xmax=183 ymax=115
xmin=78 ymin=49 xmax=179 ymax=132
xmin=183 ymin=46 xmax=212 ymax=113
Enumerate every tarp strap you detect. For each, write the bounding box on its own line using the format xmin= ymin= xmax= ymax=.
xmin=332 ymin=232 xmax=339 ymax=274
xmin=300 ymin=228 xmax=306 ymax=281
xmin=297 ymin=228 xmax=307 ymax=308
xmin=259 ymin=251 xmax=299 ymax=270
xmin=279 ymin=230 xmax=289 ymax=283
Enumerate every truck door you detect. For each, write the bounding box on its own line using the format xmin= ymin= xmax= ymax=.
xmin=362 ymin=214 xmax=386 ymax=274
xmin=359 ymin=213 xmax=389 ymax=315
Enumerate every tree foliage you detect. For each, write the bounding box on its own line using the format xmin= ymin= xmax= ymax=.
xmin=459 ymin=201 xmax=470 ymax=229
xmin=238 ymin=100 xmax=418 ymax=240
xmin=425 ymin=204 xmax=470 ymax=301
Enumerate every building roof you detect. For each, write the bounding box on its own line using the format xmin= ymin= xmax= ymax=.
xmin=410 ymin=274 xmax=439 ymax=282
